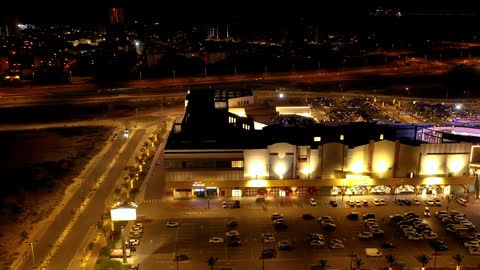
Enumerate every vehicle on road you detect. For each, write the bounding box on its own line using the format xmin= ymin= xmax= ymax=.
xmin=222 ymin=201 xmax=228 ymax=208
xmin=329 ymin=200 xmax=338 ymax=207
xmin=413 ymin=198 xmax=420 ymax=205
xmin=309 ymin=198 xmax=317 ymax=206
xmin=424 ymin=207 xmax=431 ymax=217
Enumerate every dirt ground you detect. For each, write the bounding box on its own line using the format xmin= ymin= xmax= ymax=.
xmin=0 ymin=126 xmax=113 ymax=269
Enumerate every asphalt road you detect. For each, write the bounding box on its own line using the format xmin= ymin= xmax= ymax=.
xmin=36 ymin=128 xmax=145 ymax=270
xmin=135 ymin=195 xmax=480 ymax=270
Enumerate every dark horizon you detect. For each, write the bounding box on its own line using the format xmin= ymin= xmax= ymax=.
xmin=3 ymin=1 xmax=480 ymax=25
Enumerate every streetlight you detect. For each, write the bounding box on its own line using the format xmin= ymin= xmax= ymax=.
xmin=26 ymin=240 xmax=37 ymax=269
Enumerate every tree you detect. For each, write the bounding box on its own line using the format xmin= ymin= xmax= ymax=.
xmin=452 ymin=254 xmax=464 ymax=270
xmin=415 ymin=254 xmax=432 ymax=270
xmin=353 ymin=257 xmax=364 ymax=270
xmin=206 ymin=256 xmax=218 ymax=270
xmin=385 ymin=254 xmax=398 ymax=270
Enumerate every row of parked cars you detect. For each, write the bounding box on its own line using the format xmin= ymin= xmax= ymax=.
xmin=358 ymin=213 xmax=385 ymax=239
xmin=434 ymin=210 xmax=480 ymax=255
xmin=390 ymin=211 xmax=447 ymax=251
xmin=436 ymin=210 xmax=476 ymax=233
xmin=126 ymin=222 xmax=144 ymax=251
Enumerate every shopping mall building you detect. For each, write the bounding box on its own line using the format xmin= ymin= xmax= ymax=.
xmin=163 ymin=89 xmax=480 ymax=198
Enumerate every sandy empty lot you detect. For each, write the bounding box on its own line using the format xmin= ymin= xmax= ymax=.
xmin=0 ymin=126 xmax=113 ymax=269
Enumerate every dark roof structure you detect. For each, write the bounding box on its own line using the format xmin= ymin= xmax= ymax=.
xmin=166 ymin=89 xmax=434 ymax=150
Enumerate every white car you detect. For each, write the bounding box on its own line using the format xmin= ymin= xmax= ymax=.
xmin=464 ymin=241 xmax=480 ymax=248
xmin=373 ymin=198 xmax=380 ymax=206
xmin=330 ymin=243 xmax=345 ymax=249
xmin=127 ymin=239 xmax=140 ymax=246
xmin=264 ymin=236 xmax=276 ymax=243
xmin=209 ymin=237 xmax=224 ymax=244
xmin=226 ymin=230 xmax=239 ymax=237
xmin=412 ymin=198 xmax=420 ymax=205
xmin=310 ymin=240 xmax=325 ymax=246
xmin=408 ymin=234 xmax=423 ymax=240
xmin=424 ymin=207 xmax=431 ymax=217
xmin=468 ymin=248 xmax=480 ymax=255
xmin=359 ymin=232 xmax=373 ymax=239
xmin=131 ymin=226 xmax=143 ymax=233
xmin=309 ymin=198 xmax=317 ymax=206
xmin=166 ymin=221 xmax=179 ymax=227
xmin=379 ymin=198 xmax=386 ymax=205
xmin=222 ymin=201 xmax=228 ymax=208
xmin=426 ymin=199 xmax=435 ymax=206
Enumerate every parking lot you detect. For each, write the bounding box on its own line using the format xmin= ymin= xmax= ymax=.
xmin=134 ymin=195 xmax=480 ymax=270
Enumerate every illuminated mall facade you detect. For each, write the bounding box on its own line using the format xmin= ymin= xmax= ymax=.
xmin=163 ymin=89 xmax=479 ymax=198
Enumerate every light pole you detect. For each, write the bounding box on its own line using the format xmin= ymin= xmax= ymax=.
xmin=350 ymin=251 xmax=355 ymax=270
xmin=27 ymin=241 xmax=37 ymax=269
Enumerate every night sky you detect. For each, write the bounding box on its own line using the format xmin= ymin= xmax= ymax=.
xmin=2 ymin=1 xmax=479 ymax=25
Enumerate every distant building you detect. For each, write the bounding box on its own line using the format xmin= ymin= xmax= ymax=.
xmin=3 ymin=16 xmax=19 ymax=36
xmin=109 ymin=8 xmax=125 ymax=25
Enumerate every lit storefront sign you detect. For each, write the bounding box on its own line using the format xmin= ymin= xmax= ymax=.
xmin=193 ymin=181 xmax=205 ymax=187
xmin=345 ymin=174 xmax=373 ymax=186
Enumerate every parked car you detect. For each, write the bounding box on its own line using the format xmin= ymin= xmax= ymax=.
xmin=166 ymin=221 xmax=179 ymax=227
xmin=302 ymin=214 xmax=315 ymax=220
xmin=347 ymin=212 xmax=360 ymax=220
xmin=261 ymin=248 xmax=277 ymax=259
xmin=228 ymin=240 xmax=242 ymax=247
xmin=329 ymin=200 xmax=338 ymax=207
xmin=209 ymin=237 xmax=224 ymax=244
xmin=309 ymin=198 xmax=317 ymax=206
xmin=382 ymin=242 xmax=395 ymax=249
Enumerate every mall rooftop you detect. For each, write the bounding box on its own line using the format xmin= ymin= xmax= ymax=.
xmin=167 ymin=89 xmax=441 ymax=150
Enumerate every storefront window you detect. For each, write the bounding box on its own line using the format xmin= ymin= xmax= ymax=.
xmin=232 ymin=189 xmax=242 ymax=197
xmin=232 ymin=160 xmax=244 ymax=168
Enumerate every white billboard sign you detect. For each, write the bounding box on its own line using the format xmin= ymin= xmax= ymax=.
xmin=110 ymin=207 xmax=137 ymax=221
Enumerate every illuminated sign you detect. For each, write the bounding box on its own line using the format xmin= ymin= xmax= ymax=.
xmin=345 ymin=174 xmax=372 ymax=186
xmin=193 ymin=181 xmax=205 ymax=187
xmin=111 ymin=207 xmax=137 ymax=221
